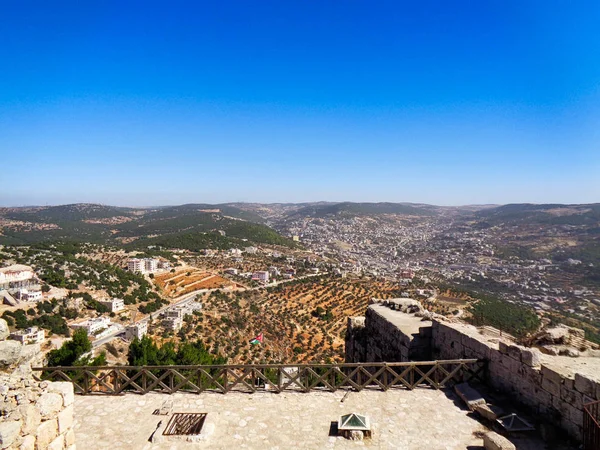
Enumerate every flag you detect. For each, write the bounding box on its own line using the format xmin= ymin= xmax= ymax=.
xmin=250 ymin=332 xmax=263 ymax=345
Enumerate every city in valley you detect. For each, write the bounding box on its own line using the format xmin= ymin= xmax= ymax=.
xmin=1 ymin=201 xmax=598 ymax=366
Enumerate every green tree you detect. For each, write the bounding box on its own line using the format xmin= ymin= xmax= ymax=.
xmin=47 ymin=329 xmax=105 ymax=367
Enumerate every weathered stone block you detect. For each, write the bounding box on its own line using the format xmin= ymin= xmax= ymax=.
xmin=483 ymin=431 xmax=516 ymax=450
xmin=0 ymin=340 xmax=23 ymax=367
xmin=455 ymin=382 xmax=486 ymax=410
xmin=47 ymin=434 xmax=64 ymax=450
xmin=0 ymin=420 xmax=22 ymax=449
xmin=0 ymin=319 xmax=9 ymax=340
xmin=36 ymin=392 xmax=63 ymax=418
xmin=47 ymin=382 xmax=75 ymax=407
xmin=36 ymin=418 xmax=58 ymax=449
xmin=58 ymin=405 xmax=74 ymax=434
xmin=541 ymin=365 xmax=563 ymax=385
xmin=19 ymin=435 xmax=35 ymax=450
xmin=18 ymin=404 xmax=41 ymax=435
xmin=498 ymin=341 xmax=510 ymax=355
xmin=574 ymin=373 xmax=595 ymax=397
xmin=520 ymin=348 xmax=541 ymax=367
xmin=542 ymin=375 xmax=561 ymax=397
xmin=475 ymin=403 xmax=505 ymax=421
xmin=64 ymin=429 xmax=75 ymax=447
xmin=560 ymin=385 xmax=583 ymax=410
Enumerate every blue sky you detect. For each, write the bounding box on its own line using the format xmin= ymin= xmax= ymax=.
xmin=1 ymin=1 xmax=599 ymax=206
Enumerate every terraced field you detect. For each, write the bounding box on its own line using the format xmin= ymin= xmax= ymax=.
xmin=154 ymin=269 xmax=234 ymax=297
xmin=152 ymin=276 xmax=407 ymax=364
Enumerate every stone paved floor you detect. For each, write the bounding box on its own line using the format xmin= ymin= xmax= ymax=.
xmin=73 ymin=389 xmax=535 ymax=449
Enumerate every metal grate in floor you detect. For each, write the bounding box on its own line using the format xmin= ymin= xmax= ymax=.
xmin=163 ymin=413 xmax=207 ymax=436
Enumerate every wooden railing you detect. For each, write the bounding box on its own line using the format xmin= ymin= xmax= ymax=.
xmin=32 ymin=359 xmax=486 ymax=395
xmin=584 ymin=400 xmax=600 ymax=450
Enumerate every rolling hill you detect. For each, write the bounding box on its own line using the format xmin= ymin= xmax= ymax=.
xmin=0 ymin=203 xmax=296 ymax=249
xmin=285 ymin=202 xmax=437 ymax=219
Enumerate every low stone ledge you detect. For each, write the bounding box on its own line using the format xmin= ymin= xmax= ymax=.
xmin=454 ymin=383 xmax=485 ymax=411
xmin=483 ymin=431 xmax=516 ymax=450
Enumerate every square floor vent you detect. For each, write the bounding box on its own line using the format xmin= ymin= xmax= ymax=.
xmin=163 ymin=413 xmax=207 ymax=436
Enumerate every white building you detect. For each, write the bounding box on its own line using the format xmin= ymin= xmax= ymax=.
xmin=165 ymin=308 xmax=183 ymax=320
xmin=71 ymin=317 xmax=111 ymax=335
xmin=229 ymin=248 xmax=242 ymax=257
xmin=245 ymin=246 xmax=258 ymax=254
xmin=98 ymin=298 xmax=125 ymax=313
xmin=127 ymin=258 xmax=145 ymax=273
xmin=144 ymin=258 xmax=158 ymax=273
xmin=163 ymin=316 xmax=182 ymax=331
xmin=9 ymin=327 xmax=45 ymax=344
xmin=125 ymin=321 xmax=148 ymax=340
xmin=17 ymin=289 xmax=43 ymax=302
xmin=252 ymin=271 xmax=270 ymax=283
xmin=0 ymin=265 xmax=35 ymax=287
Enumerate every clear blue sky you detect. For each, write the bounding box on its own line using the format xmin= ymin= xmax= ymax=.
xmin=1 ymin=1 xmax=599 ymax=206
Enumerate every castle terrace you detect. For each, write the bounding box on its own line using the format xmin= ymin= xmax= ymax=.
xmin=74 ymin=389 xmax=505 ymax=450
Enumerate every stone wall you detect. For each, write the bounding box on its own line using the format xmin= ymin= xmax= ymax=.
xmin=432 ymin=320 xmax=600 ymax=441
xmin=345 ymin=305 xmax=600 ymax=442
xmin=0 ymin=319 xmax=76 ymax=449
xmin=346 ymin=300 xmax=433 ymax=362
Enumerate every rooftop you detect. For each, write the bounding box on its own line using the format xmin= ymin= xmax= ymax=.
xmin=73 ymin=389 xmax=548 ymax=450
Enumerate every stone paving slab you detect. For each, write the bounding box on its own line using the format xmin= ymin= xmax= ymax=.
xmin=73 ymin=389 xmax=500 ymax=449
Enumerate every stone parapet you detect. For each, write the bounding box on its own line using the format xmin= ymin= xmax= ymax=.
xmin=346 ymin=300 xmax=433 ymax=362
xmin=432 ymin=319 xmax=600 ymax=441
xmin=0 ymin=318 xmax=76 ymax=449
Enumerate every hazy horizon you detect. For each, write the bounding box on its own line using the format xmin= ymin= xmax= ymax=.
xmin=1 ymin=198 xmax=599 ymax=209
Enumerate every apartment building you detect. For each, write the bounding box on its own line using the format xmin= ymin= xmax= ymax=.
xmin=144 ymin=258 xmax=158 ymax=273
xmin=127 ymin=258 xmax=145 ymax=273
xmin=98 ymin=298 xmax=125 ymax=313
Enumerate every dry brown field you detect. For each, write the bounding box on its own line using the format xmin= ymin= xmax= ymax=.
xmin=150 ymin=276 xmax=407 ymax=364
xmin=154 ymin=269 xmax=233 ymax=297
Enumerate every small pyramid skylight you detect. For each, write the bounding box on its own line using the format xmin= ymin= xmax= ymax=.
xmin=338 ymin=413 xmax=370 ymax=431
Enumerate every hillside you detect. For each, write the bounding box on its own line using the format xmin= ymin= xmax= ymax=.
xmin=0 ymin=203 xmax=295 ymax=249
xmin=286 ymin=202 xmax=436 ymax=219
xmin=150 ymin=276 xmax=408 ymax=364
xmin=475 ymin=203 xmax=600 ymax=227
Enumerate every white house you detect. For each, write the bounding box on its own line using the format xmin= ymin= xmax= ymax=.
xmin=9 ymin=327 xmax=45 ymax=344
xmin=125 ymin=321 xmax=148 ymax=340
xmin=17 ymin=289 xmax=43 ymax=302
xmin=71 ymin=317 xmax=111 ymax=335
xmin=98 ymin=298 xmax=125 ymax=313
xmin=252 ymin=271 xmax=270 ymax=283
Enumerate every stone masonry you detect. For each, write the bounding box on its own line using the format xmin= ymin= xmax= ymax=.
xmin=0 ymin=318 xmax=76 ymax=450
xmin=346 ymin=304 xmax=600 ymax=442
xmin=346 ymin=299 xmax=433 ymax=362
xmin=432 ymin=319 xmax=600 ymax=441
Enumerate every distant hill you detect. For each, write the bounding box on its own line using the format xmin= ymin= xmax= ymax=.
xmin=475 ymin=203 xmax=600 ymax=226
xmin=1 ymin=203 xmax=137 ymax=223
xmin=286 ymin=202 xmax=436 ymax=219
xmin=0 ymin=203 xmax=295 ymax=249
